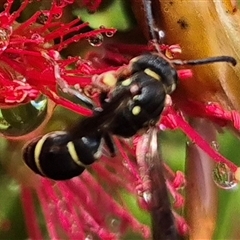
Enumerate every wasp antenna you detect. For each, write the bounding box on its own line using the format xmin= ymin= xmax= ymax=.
xmin=172 ymin=56 xmax=237 ymax=66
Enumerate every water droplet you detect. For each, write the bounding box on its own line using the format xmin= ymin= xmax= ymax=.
xmin=52 ymin=5 xmax=63 ymax=19
xmin=85 ymin=234 xmax=93 ymax=240
xmin=186 ymin=140 xmax=195 ymax=146
xmin=0 ymin=27 xmax=11 ymax=53
xmin=212 ymin=163 xmax=238 ymax=190
xmin=0 ymin=95 xmax=48 ymax=137
xmin=31 ymin=33 xmax=44 ymax=42
xmin=99 ymin=26 xmax=114 ymax=38
xmin=87 ymin=34 xmax=103 ymax=47
xmin=53 ymin=12 xmax=62 ymax=19
xmin=106 ymin=31 xmax=114 ymax=38
xmin=143 ymin=190 xmax=152 ymax=203
xmin=3 ymin=3 xmax=8 ymax=9
xmin=211 ymin=141 xmax=219 ymax=151
xmin=207 ymin=101 xmax=213 ymax=106
xmin=158 ymin=30 xmax=165 ymax=39
xmin=159 ymin=123 xmax=167 ymax=131
xmin=107 ymin=217 xmax=121 ymax=233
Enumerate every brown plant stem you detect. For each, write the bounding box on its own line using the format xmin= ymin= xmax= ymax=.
xmin=185 ymin=118 xmax=218 ymax=240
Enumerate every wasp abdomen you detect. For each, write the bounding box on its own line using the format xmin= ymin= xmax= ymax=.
xmin=23 ymin=131 xmax=102 ymax=180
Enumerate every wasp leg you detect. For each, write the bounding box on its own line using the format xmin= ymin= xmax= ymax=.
xmin=103 ymin=133 xmax=116 ymax=157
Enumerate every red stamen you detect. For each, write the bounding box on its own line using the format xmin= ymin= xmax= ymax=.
xmin=8 ymin=0 xmax=29 ymax=24
xmin=163 ymin=107 xmax=238 ymax=173
xmin=177 ymin=69 xmax=193 ymax=79
xmin=20 ymin=187 xmax=43 ymax=240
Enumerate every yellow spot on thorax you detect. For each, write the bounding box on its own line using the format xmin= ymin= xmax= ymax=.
xmin=121 ymin=78 xmax=132 ymax=86
xmin=132 ymin=105 xmax=141 ymax=115
xmin=144 ymin=68 xmax=161 ymax=81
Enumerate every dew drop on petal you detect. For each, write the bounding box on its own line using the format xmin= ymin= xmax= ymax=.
xmin=159 ymin=123 xmax=167 ymax=131
xmin=106 ymin=31 xmax=114 ymax=38
xmin=0 ymin=27 xmax=11 ymax=53
xmin=0 ymin=95 xmax=48 ymax=137
xmin=3 ymin=3 xmax=8 ymax=9
xmin=107 ymin=217 xmax=121 ymax=233
xmin=85 ymin=233 xmax=93 ymax=240
xmin=53 ymin=12 xmax=62 ymax=19
xmin=99 ymin=26 xmax=114 ymax=38
xmin=31 ymin=33 xmax=44 ymax=42
xmin=87 ymin=34 xmax=104 ymax=47
xmin=142 ymin=190 xmax=152 ymax=204
xmin=158 ymin=30 xmax=165 ymax=39
xmin=212 ymin=163 xmax=238 ymax=190
xmin=211 ymin=140 xmax=219 ymax=151
xmin=52 ymin=6 xmax=63 ymax=19
xmin=186 ymin=140 xmax=195 ymax=146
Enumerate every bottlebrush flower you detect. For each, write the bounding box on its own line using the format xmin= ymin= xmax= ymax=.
xmin=130 ymin=0 xmax=240 ymax=238
xmin=1 ymin=0 xmax=240 ymax=240
xmin=0 ymin=0 xmax=150 ymax=239
xmin=0 ymin=0 xmax=115 ymax=114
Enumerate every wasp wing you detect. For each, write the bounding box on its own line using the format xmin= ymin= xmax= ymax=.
xmin=146 ymin=128 xmax=179 ymax=240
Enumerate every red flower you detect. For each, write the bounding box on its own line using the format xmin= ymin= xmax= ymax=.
xmin=1 ymin=1 xmax=150 ymax=239
xmin=1 ymin=0 xmax=240 ymax=239
xmin=0 ymin=0 xmax=115 ymax=115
